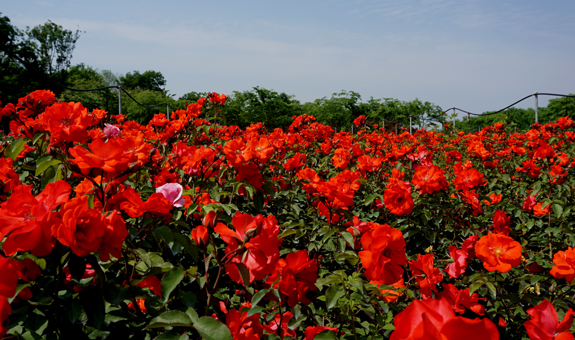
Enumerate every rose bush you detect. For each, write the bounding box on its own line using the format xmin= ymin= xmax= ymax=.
xmin=0 ymin=90 xmax=574 ymax=338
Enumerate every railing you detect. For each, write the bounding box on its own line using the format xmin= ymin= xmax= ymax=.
xmin=444 ymin=92 xmax=575 ymax=127
xmin=3 ymin=45 xmax=574 ymax=132
xmin=0 ymin=45 xmax=175 ymax=119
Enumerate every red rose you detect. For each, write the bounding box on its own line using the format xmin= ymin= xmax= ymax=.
xmin=52 ymin=196 xmax=106 ymax=257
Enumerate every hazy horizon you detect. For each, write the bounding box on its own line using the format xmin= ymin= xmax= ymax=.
xmin=3 ymin=1 xmax=574 ymax=117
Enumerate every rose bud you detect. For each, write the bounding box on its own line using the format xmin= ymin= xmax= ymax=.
xmin=191 ymin=226 xmax=209 ymax=248
xmin=202 ymin=210 xmax=218 ymax=228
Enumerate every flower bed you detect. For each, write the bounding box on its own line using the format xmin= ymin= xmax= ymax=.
xmin=0 ymin=90 xmax=574 ymax=339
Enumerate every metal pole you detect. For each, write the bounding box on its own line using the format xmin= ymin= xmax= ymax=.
xmin=167 ymin=104 xmax=170 ymax=120
xmin=409 ymin=116 xmax=412 ymax=134
xmin=395 ymin=123 xmax=398 ymax=135
xmin=118 ymin=86 xmax=122 ymax=116
xmin=382 ymin=119 xmax=384 ymax=131
xmin=534 ymin=92 xmax=538 ymax=124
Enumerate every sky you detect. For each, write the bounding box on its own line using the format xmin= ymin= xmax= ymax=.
xmin=3 ymin=0 xmax=575 ymax=117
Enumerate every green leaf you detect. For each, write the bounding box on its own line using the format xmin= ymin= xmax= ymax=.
xmin=154 ymin=226 xmax=174 ymax=249
xmin=40 ymin=164 xmax=58 ymax=188
xmin=193 ymin=316 xmax=232 ymax=340
xmin=181 ymin=291 xmax=197 ymax=308
xmin=185 ymin=307 xmax=199 ymax=324
xmin=5 ymin=137 xmax=29 ymax=160
xmin=553 ymin=204 xmax=563 ymax=219
xmin=563 ymin=206 xmax=572 ymax=218
xmin=235 ymin=263 xmax=251 ymax=289
xmin=251 ymin=289 xmax=269 ymax=307
xmin=334 ymin=251 xmax=359 ymax=266
xmin=246 ymin=306 xmax=264 ymax=317
xmin=145 ymin=310 xmax=192 ymax=329
xmin=88 ymin=330 xmax=111 ymax=339
xmin=469 ymin=282 xmax=483 ymax=295
xmin=161 ymin=267 xmax=185 ymax=303
xmin=530 ymin=275 xmax=545 ymax=285
xmin=79 ymin=287 xmax=105 ymax=329
xmin=484 ymin=282 xmax=497 ymax=299
xmin=314 ymin=331 xmax=338 ymax=340
xmin=253 ymin=191 xmax=264 ymax=211
xmin=173 ymin=233 xmax=198 ymax=261
xmin=340 ymin=231 xmax=355 ymax=248
xmin=278 ymin=229 xmax=297 ymax=240
xmin=153 ymin=332 xmax=182 ymax=340
xmin=382 ymin=324 xmax=395 ymax=331
xmin=64 ymin=299 xmax=82 ymax=324
xmin=532 ymin=181 xmax=541 ymax=195
xmin=35 ymin=159 xmax=61 ymax=176
xmin=325 ymin=284 xmax=345 ymax=310
xmin=363 ymin=194 xmax=377 ymax=206
xmin=32 ymin=131 xmax=47 ymax=145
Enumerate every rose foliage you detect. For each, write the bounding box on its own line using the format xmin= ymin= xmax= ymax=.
xmin=0 ymin=90 xmax=575 ymax=339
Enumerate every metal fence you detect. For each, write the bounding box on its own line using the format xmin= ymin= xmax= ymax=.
xmin=3 ymin=45 xmax=574 ymax=132
xmin=1 ymin=45 xmax=175 ymax=119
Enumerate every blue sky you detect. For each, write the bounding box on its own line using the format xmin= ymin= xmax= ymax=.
xmin=3 ymin=0 xmax=575 ymax=117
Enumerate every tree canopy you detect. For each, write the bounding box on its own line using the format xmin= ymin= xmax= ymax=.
xmin=119 ymin=70 xmax=166 ymax=93
xmin=1 ymin=13 xmax=571 ymax=131
xmin=0 ymin=13 xmax=81 ymax=104
xmin=223 ymin=87 xmax=303 ymax=129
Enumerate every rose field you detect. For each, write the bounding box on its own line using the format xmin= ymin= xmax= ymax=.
xmin=1 ymin=89 xmax=575 ymax=339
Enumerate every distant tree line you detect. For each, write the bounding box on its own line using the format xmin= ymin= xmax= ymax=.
xmin=452 ymin=96 xmax=575 ymax=132
xmin=2 ymin=13 xmax=574 ymax=131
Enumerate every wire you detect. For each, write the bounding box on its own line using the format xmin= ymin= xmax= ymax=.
xmin=1 ymin=45 xmax=176 ymax=111
xmin=118 ymin=87 xmax=175 ymax=110
xmin=443 ymin=93 xmax=575 ymax=118
xmin=4 ymin=45 xmax=574 ymax=121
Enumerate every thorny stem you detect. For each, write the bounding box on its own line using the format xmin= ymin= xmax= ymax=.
xmin=346 ymin=285 xmax=359 ymax=340
xmin=205 ymin=235 xmax=224 ymax=316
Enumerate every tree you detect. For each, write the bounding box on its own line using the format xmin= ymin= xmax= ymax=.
xmin=302 ymin=90 xmax=366 ymax=128
xmin=0 ymin=13 xmax=42 ymax=104
xmin=59 ymin=64 xmax=117 ymax=112
xmin=223 ymin=87 xmax=302 ymax=129
xmin=122 ymin=89 xmax=173 ymax=124
xmin=545 ymin=95 xmax=575 ymax=122
xmin=364 ymin=97 xmax=445 ymax=129
xmin=179 ymin=91 xmax=208 ymax=103
xmin=0 ymin=13 xmax=82 ymax=103
xmin=101 ymin=69 xmax=120 ymax=87
xmin=119 ymin=70 xmax=166 ymax=93
xmin=25 ymin=20 xmax=82 ymax=78
xmin=301 ymin=91 xmax=445 ymax=130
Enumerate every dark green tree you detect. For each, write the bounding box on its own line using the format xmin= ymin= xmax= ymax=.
xmin=364 ymin=97 xmax=445 ymax=129
xmin=223 ymin=87 xmax=302 ymax=129
xmin=25 ymin=20 xmax=82 ymax=78
xmin=1 ymin=13 xmax=42 ymax=103
xmin=545 ymin=95 xmax=575 ymax=123
xmin=0 ymin=13 xmax=81 ymax=103
xmin=179 ymin=91 xmax=208 ymax=103
xmin=122 ymin=89 xmax=174 ymax=124
xmin=302 ymin=90 xmax=367 ymax=128
xmin=59 ymin=64 xmax=117 ymax=112
xmin=119 ymin=70 xmax=166 ymax=93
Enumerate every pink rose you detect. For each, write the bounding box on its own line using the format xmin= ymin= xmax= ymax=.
xmin=103 ymin=123 xmax=121 ymax=138
xmin=156 ymin=183 xmax=185 ymax=207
